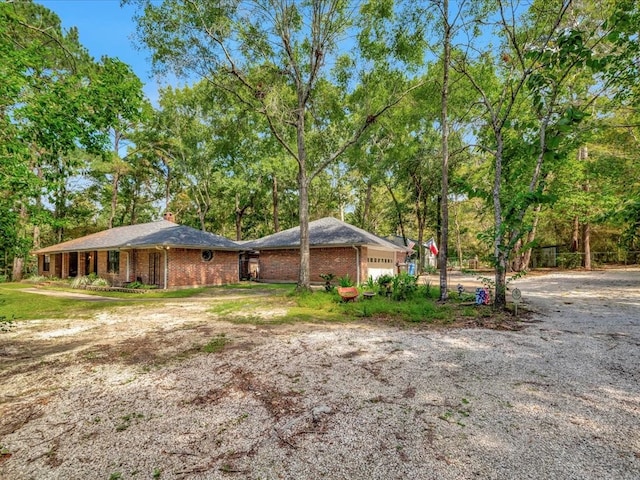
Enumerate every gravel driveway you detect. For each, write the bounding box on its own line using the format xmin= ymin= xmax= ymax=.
xmin=1 ymin=269 xmax=639 ymax=479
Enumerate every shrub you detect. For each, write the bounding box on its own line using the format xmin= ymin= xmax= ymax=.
xmin=364 ymin=276 xmax=376 ymax=291
xmin=71 ymin=276 xmax=92 ymax=288
xmin=0 ymin=315 xmax=15 ymax=332
xmin=22 ymin=275 xmax=48 ymax=284
xmin=91 ymin=277 xmax=110 ymax=287
xmin=338 ymin=274 xmax=353 ymax=287
xmin=376 ymin=274 xmax=393 ymax=296
xmin=424 ymin=264 xmax=437 ymax=275
xmin=391 ymin=272 xmax=418 ymax=301
xmin=557 ymin=252 xmax=582 ymax=269
xmin=319 ymin=273 xmax=336 ymax=292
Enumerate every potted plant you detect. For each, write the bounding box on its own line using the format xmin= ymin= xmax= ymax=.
xmin=319 ymin=273 xmax=336 ymax=292
xmin=377 ymin=274 xmax=394 ymax=297
xmin=362 ymin=276 xmax=376 ymax=300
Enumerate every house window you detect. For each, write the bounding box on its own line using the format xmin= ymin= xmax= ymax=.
xmin=201 ymin=249 xmax=214 ymax=262
xmin=43 ymin=254 xmax=50 ymax=272
xmin=108 ymin=250 xmax=120 ymax=274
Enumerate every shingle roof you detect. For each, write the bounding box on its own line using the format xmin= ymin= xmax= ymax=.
xmin=243 ymin=217 xmax=408 ymax=251
xmin=35 ymin=221 xmax=241 ymax=254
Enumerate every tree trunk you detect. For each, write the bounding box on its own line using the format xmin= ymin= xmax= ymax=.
xmin=109 ymin=170 xmax=120 ymax=229
xmin=436 ymin=194 xmax=442 ymax=267
xmin=234 ymin=193 xmax=252 ymax=241
xmin=580 ymin=146 xmax=591 ymax=269
xmin=454 ymin=201 xmax=463 ymax=270
xmin=272 ymin=175 xmax=280 ymax=232
xmin=511 ymin=238 xmax=522 ymax=272
xmin=583 ymin=222 xmax=591 ymax=270
xmin=571 ymin=216 xmax=580 ymax=252
xmin=439 ymin=0 xmax=451 ymax=301
xmin=165 ymin=163 xmax=172 ymax=211
xmin=363 ymin=180 xmax=373 ymax=230
xmin=521 ymin=203 xmax=542 ymax=270
xmin=386 ymin=184 xmax=407 ymax=241
xmin=493 ymin=128 xmax=507 ymax=309
xmin=109 ymin=130 xmax=123 ymax=229
xmin=297 ymin=173 xmax=311 ymax=290
xmin=12 ymin=203 xmax=28 ymax=281
xmin=296 ymin=105 xmax=311 ymax=291
xmin=12 ymin=256 xmax=24 ymax=282
xmin=417 ymin=229 xmax=425 ymax=274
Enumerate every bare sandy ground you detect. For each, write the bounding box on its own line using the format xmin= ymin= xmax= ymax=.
xmin=1 ymin=269 xmax=639 ymax=479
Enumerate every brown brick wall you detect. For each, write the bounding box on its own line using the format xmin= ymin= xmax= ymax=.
xmin=259 ymin=247 xmax=364 ymax=283
xmin=97 ymin=250 xmax=129 ymax=286
xmin=38 ymin=248 xmax=239 ymax=288
xmin=167 ymin=248 xmax=238 ymax=287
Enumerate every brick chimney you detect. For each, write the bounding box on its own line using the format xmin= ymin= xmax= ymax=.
xmin=163 ymin=212 xmax=176 ymax=223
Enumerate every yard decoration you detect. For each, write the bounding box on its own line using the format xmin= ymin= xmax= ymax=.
xmin=337 ymin=286 xmax=359 ymax=302
xmin=475 ymin=287 xmax=491 ymax=305
xmin=512 ymin=288 xmax=522 ymax=316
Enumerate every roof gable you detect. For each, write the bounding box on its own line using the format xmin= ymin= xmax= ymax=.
xmin=243 ymin=217 xmax=407 ymax=251
xmin=35 ymin=221 xmax=241 ymax=254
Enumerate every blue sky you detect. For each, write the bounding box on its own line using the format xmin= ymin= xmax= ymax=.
xmin=39 ymin=0 xmax=163 ymax=102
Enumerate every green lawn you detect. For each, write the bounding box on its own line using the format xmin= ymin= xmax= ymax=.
xmin=0 ymin=283 xmax=131 ymax=320
xmin=0 ymin=281 xmax=512 ymax=327
xmin=208 ymin=285 xmax=480 ymax=325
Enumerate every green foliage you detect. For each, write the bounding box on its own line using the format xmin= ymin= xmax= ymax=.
xmin=391 ymin=272 xmax=417 ymax=301
xmin=71 ymin=275 xmax=110 ymax=289
xmin=376 ymin=274 xmax=393 ymax=296
xmin=0 ymin=301 xmax=16 ymax=332
xmin=340 ymin=292 xmax=453 ymax=323
xmin=115 ymin=412 xmax=144 ymax=432
xmin=319 ymin=273 xmax=336 ymax=292
xmin=364 ymin=275 xmax=376 ymax=291
xmin=202 ymin=334 xmax=228 ymax=353
xmin=21 ymin=275 xmax=48 ymax=284
xmin=0 ymin=1 xmax=145 ymax=276
xmin=338 ymin=274 xmax=354 ymax=287
xmin=418 ymin=282 xmax=440 ymax=299
xmin=557 ymin=252 xmax=583 ymax=269
xmin=125 ymin=280 xmax=153 ymax=290
xmin=0 ymin=284 xmax=128 ymax=320
xmin=423 ymin=264 xmax=437 ymax=275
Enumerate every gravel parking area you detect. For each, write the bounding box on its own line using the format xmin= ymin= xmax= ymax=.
xmin=1 ymin=269 xmax=639 ymax=479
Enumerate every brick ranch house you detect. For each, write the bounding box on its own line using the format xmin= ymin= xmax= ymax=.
xmin=34 ymin=214 xmax=241 ymax=289
xmin=242 ymin=217 xmax=410 ymax=285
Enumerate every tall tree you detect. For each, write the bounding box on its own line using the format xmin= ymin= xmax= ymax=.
xmin=451 ymin=0 xmax=637 ymax=308
xmin=438 ymin=0 xmax=452 ymax=300
xmin=1 ymin=1 xmax=145 ymax=278
xmin=130 ymin=0 xmax=424 ymax=289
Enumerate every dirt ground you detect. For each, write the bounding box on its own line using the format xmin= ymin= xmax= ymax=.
xmin=0 ymin=269 xmax=639 ymax=479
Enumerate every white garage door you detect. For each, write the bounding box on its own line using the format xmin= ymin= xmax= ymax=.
xmin=366 ymin=249 xmax=395 ymax=280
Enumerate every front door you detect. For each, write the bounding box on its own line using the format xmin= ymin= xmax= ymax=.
xmin=149 ymin=253 xmax=161 ymax=286
xmin=84 ymin=251 xmax=97 ymax=275
xmin=55 ymin=254 xmax=62 ymax=277
xmin=68 ymin=252 xmax=78 ymax=278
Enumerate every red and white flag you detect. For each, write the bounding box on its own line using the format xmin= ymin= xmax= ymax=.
xmin=425 ymin=238 xmax=438 ymax=255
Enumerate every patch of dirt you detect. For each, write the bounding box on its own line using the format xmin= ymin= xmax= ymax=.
xmin=1 ymin=270 xmax=639 ymax=480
